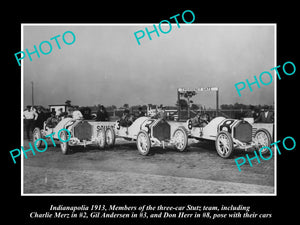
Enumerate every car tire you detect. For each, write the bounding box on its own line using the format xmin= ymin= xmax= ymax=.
xmin=60 ymin=130 xmax=70 ymax=155
xmin=136 ymin=130 xmax=151 ymax=156
xmin=255 ymin=128 xmax=272 ymax=154
xmin=173 ymin=126 xmax=188 ymax=152
xmin=105 ymin=127 xmax=115 ymax=148
xmin=96 ymin=128 xmax=106 ymax=149
xmin=32 ymin=127 xmax=42 ymax=148
xmin=215 ymin=131 xmax=234 ymax=158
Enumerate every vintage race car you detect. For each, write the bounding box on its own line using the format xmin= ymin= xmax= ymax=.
xmin=99 ymin=116 xmax=189 ymax=155
xmin=32 ymin=118 xmax=115 ymax=154
xmin=185 ymin=116 xmax=272 ymax=158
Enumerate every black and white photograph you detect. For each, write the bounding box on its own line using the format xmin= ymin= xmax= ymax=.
xmin=21 ymin=24 xmax=275 ymax=195
xmin=5 ymin=5 xmax=297 ymax=225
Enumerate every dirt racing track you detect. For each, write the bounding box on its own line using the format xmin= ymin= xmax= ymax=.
xmin=23 ymin=137 xmax=274 ymax=194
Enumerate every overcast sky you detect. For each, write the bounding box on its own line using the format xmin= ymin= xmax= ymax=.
xmin=23 ymin=24 xmax=275 ymax=108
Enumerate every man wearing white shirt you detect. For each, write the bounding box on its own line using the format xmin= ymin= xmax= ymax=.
xmin=264 ymin=110 xmax=269 ymax=119
xmin=254 ymin=108 xmax=274 ymax=123
xmin=72 ymin=106 xmax=83 ymax=120
xmin=23 ymin=106 xmax=38 ymax=140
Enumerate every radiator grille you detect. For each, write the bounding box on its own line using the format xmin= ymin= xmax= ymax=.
xmin=73 ymin=121 xmax=92 ymax=141
xmin=234 ymin=121 xmax=252 ymax=143
xmin=152 ymin=120 xmax=171 ymax=141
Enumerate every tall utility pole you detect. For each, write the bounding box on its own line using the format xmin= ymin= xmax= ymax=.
xmin=177 ymin=89 xmax=180 ymax=121
xmin=31 ymin=81 xmax=34 ymax=107
xmin=216 ymin=89 xmax=219 ymax=116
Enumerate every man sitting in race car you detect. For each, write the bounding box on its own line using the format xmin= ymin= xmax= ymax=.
xmin=190 ymin=112 xmax=210 ymax=127
xmin=42 ymin=106 xmax=83 ymax=138
xmin=45 ymin=111 xmax=59 ymax=128
xmin=151 ymin=105 xmax=166 ymax=120
xmin=57 ymin=108 xmax=68 ymax=121
xmin=95 ymin=105 xmax=109 ymax=121
xmin=136 ymin=107 xmax=146 ymax=118
xmin=119 ymin=109 xmax=134 ymax=127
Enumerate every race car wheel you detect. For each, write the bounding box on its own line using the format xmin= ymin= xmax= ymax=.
xmin=32 ymin=127 xmax=42 ymax=148
xmin=173 ymin=126 xmax=188 ymax=152
xmin=136 ymin=130 xmax=151 ymax=156
xmin=215 ymin=131 xmax=233 ymax=158
xmin=96 ymin=128 xmax=106 ymax=149
xmin=255 ymin=128 xmax=272 ymax=154
xmin=60 ymin=130 xmax=70 ymax=155
xmin=105 ymin=127 xmax=115 ymax=148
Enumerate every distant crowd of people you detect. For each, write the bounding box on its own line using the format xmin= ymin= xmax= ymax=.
xmin=187 ymin=106 xmax=274 ymax=127
xmin=23 ymin=103 xmax=274 ymax=140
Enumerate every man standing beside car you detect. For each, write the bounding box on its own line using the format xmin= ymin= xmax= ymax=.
xmin=95 ymin=105 xmax=109 ymax=121
xmin=254 ymin=107 xmax=274 ymax=123
xmin=137 ymin=107 xmax=145 ymax=118
xmin=23 ymin=105 xmax=38 ymax=140
xmin=35 ymin=106 xmax=47 ymax=129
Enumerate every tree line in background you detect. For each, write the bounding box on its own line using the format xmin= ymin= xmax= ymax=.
xmin=220 ymin=103 xmax=274 ymax=110
xmin=30 ymin=100 xmax=274 ymax=121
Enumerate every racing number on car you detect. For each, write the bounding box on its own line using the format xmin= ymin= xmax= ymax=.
xmin=96 ymin=125 xmax=104 ymax=131
xmin=116 ymin=121 xmax=120 ymax=130
xmin=187 ymin=119 xmax=192 ymax=130
xmin=141 ymin=119 xmax=155 ymax=133
xmin=219 ymin=119 xmax=234 ymax=133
